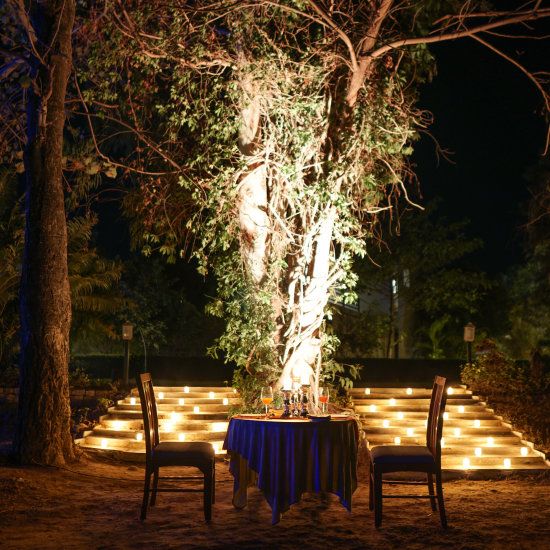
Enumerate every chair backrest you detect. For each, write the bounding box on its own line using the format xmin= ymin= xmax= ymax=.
xmin=136 ymin=373 xmax=160 ymax=462
xmin=426 ymin=376 xmax=447 ymax=461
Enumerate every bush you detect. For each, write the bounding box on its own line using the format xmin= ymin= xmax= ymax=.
xmin=461 ymin=339 xmax=550 ymax=455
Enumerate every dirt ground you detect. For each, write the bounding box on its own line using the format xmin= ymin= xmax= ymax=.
xmin=0 ymin=444 xmax=549 ymax=550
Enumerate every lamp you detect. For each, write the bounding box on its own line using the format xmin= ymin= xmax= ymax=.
xmin=122 ymin=321 xmax=134 ymax=386
xmin=464 ymin=322 xmax=475 ymax=363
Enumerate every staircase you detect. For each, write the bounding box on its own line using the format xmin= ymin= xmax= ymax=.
xmin=349 ymin=385 xmax=550 ymax=471
xmin=76 ymin=386 xmax=238 ymax=460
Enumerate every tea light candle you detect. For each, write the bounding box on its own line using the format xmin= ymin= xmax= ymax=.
xmin=383 ymin=419 xmax=390 ymax=428
xmin=454 ymin=428 xmax=461 ymax=437
xmin=474 ymin=419 xmax=481 ymax=428
xmin=130 ymin=397 xmax=136 ymax=405
xmin=397 ymin=412 xmax=404 ymax=420
xmin=158 ymin=392 xmax=164 ymax=400
xmin=504 ymin=458 xmax=511 ymax=468
xmin=389 ymin=398 xmax=396 ymax=406
xmin=184 ymin=386 xmax=190 ymax=393
xmin=370 ymin=405 xmax=376 ymax=413
xmin=487 ymin=437 xmax=494 ymax=446
xmin=462 ymin=457 xmax=470 ymax=469
xmin=171 ymin=412 xmax=178 ymax=422
xmin=179 ymin=433 xmax=185 ymax=441
xmin=406 ymin=388 xmax=412 ymax=395
xmin=136 ymin=433 xmax=143 ymax=441
xmin=179 ymin=398 xmax=185 ymax=405
xmin=394 ymin=437 xmax=401 ymax=445
xmin=521 ymin=447 xmax=528 ymax=456
xmin=443 ymin=412 xmax=449 ymax=420
xmin=407 ymin=428 xmax=414 ymax=436
xmin=101 ymin=439 xmax=107 ymax=449
xmin=223 ymin=398 xmax=229 ymax=405
xmin=447 ymin=387 xmax=454 ymax=395
xmin=113 ymin=420 xmax=122 ymax=430
xmin=364 ymin=388 xmax=370 ymax=395
xmin=212 ymin=443 xmax=219 ymax=453
xmin=458 ymin=405 xmax=464 ymax=413
xmin=475 ymin=447 xmax=482 ymax=456
xmin=194 ymin=406 xmax=200 ymax=413
xmin=209 ymin=391 xmax=215 ymax=399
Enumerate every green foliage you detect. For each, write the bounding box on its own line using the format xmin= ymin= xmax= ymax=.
xmin=461 ymin=339 xmax=550 ymax=452
xmin=357 ymin=201 xmax=492 ymax=357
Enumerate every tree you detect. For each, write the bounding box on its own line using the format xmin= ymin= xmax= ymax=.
xmin=355 ymin=201 xmax=492 ymax=358
xmin=78 ymin=1 xmax=550 ymax=407
xmin=3 ymin=0 xmax=76 ymax=465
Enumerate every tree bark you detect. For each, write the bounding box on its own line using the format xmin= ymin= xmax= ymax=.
xmin=14 ymin=0 xmax=76 ymax=466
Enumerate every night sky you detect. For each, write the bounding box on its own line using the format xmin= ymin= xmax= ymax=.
xmin=413 ymin=35 xmax=548 ymax=275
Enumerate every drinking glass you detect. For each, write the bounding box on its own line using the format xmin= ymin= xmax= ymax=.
xmin=319 ymin=387 xmax=329 ymax=414
xmin=261 ymin=386 xmax=273 ymax=417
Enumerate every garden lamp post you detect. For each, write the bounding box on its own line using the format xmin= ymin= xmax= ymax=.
xmin=464 ymin=322 xmax=475 ymax=364
xmin=122 ymin=321 xmax=134 ymax=386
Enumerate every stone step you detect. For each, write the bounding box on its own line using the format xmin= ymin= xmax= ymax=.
xmin=352 ymin=384 xmax=549 ymax=472
xmin=76 ymin=386 xmax=236 ymax=456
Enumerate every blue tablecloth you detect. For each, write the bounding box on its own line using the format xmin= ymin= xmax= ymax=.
xmin=223 ymin=416 xmax=358 ymax=524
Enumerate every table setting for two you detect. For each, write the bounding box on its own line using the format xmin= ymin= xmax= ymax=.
xmin=223 ymin=383 xmax=359 ymax=524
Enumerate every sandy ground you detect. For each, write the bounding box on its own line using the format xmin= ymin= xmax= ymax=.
xmin=0 ymin=445 xmax=549 ymax=550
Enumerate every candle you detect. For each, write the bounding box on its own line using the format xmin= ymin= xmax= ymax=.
xmin=389 ymin=398 xmax=396 ymax=406
xmin=487 ymin=437 xmax=494 ymax=446
xmin=394 ymin=437 xmax=401 ymax=445
xmin=454 ymin=428 xmax=461 ymax=437
xmin=100 ymin=439 xmax=107 ymax=449
xmin=463 ymin=457 xmax=470 ymax=469
xmin=406 ymin=388 xmax=412 ymax=395
xmin=194 ymin=406 xmax=200 ymax=413
xmin=136 ymin=433 xmax=143 ymax=441
xmin=179 ymin=398 xmax=185 ymax=406
xmin=521 ymin=447 xmax=528 ymax=456
xmin=364 ymin=388 xmax=370 ymax=395
xmin=407 ymin=428 xmax=414 ymax=436
xmin=223 ymin=398 xmax=229 ymax=405
xmin=158 ymin=392 xmax=164 ymax=400
xmin=370 ymin=405 xmax=376 ymax=413
xmin=447 ymin=387 xmax=454 ymax=395
xmin=383 ymin=419 xmax=389 ymax=428
xmin=458 ymin=405 xmax=464 ymax=413
xmin=397 ymin=412 xmax=404 ymax=420
xmin=209 ymin=391 xmax=215 ymax=399
xmin=179 ymin=433 xmax=185 ymax=441
xmin=474 ymin=419 xmax=481 ymax=428
xmin=130 ymin=397 xmax=136 ymax=405
xmin=475 ymin=447 xmax=482 ymax=456
xmin=503 ymin=458 xmax=511 ymax=468
xmin=171 ymin=412 xmax=178 ymax=422
xmin=184 ymin=386 xmax=190 ymax=393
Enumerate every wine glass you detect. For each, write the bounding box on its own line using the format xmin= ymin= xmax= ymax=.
xmin=319 ymin=387 xmax=329 ymax=414
xmin=261 ymin=386 xmax=273 ymax=417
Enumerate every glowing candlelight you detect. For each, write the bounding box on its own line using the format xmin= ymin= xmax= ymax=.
xmin=406 ymin=388 xmax=412 ymax=395
xmin=487 ymin=437 xmax=494 ymax=446
xmin=383 ymin=419 xmax=390 ymax=428
xmin=158 ymin=392 xmax=164 ymax=400
xmin=440 ymin=437 xmax=445 ymax=447
xmin=171 ymin=411 xmax=178 ymax=422
xmin=113 ymin=421 xmax=123 ymax=430
xmin=443 ymin=412 xmax=449 ymax=420
xmin=454 ymin=428 xmax=461 ymax=437
xmin=100 ymin=439 xmax=107 ymax=449
xmin=389 ymin=398 xmax=396 ymax=406
xmin=136 ymin=433 xmax=143 ymax=441
xmin=462 ymin=457 xmax=470 ymax=469
xmin=164 ymin=422 xmax=174 ymax=432
xmin=458 ymin=405 xmax=464 ymax=413
xmin=407 ymin=428 xmax=414 ymax=436
xmin=397 ymin=412 xmax=404 ymax=420
xmin=504 ymin=458 xmax=511 ymax=468
xmin=179 ymin=398 xmax=185 ymax=406
xmin=233 ymin=388 xmax=237 ymax=393
xmin=209 ymin=391 xmax=215 ymax=399
xmin=475 ymin=447 xmax=482 ymax=457
xmin=364 ymin=388 xmax=370 ymax=395
xmin=212 ymin=443 xmax=219 ymax=453
xmin=179 ymin=433 xmax=185 ymax=441
xmin=194 ymin=406 xmax=200 ymax=413
xmin=447 ymin=387 xmax=454 ymax=395
xmin=521 ymin=447 xmax=528 ymax=456
xmin=370 ymin=405 xmax=376 ymax=413
xmin=474 ymin=419 xmax=481 ymax=428
xmin=223 ymin=398 xmax=229 ymax=405
xmin=130 ymin=397 xmax=136 ymax=405
xmin=184 ymin=386 xmax=190 ymax=393
xmin=394 ymin=437 xmax=401 ymax=445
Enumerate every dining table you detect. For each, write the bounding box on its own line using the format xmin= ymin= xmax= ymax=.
xmin=223 ymin=414 xmax=359 ymax=525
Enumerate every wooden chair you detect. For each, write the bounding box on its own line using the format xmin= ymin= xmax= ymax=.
xmin=136 ymin=373 xmax=215 ymax=521
xmin=369 ymin=375 xmax=448 ymax=528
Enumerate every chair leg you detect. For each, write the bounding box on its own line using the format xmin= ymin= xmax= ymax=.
xmin=150 ymin=467 xmax=159 ymax=506
xmin=368 ymin=462 xmax=374 ymax=511
xmin=141 ymin=468 xmax=152 ymax=521
xmin=427 ymin=473 xmax=437 ymax=511
xmin=374 ymin=469 xmax=383 ymax=528
xmin=436 ymin=471 xmax=447 ymax=528
xmin=203 ymin=465 xmax=213 ymax=521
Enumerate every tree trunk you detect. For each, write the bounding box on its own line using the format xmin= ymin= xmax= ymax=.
xmin=14 ymin=0 xmax=76 ymax=466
